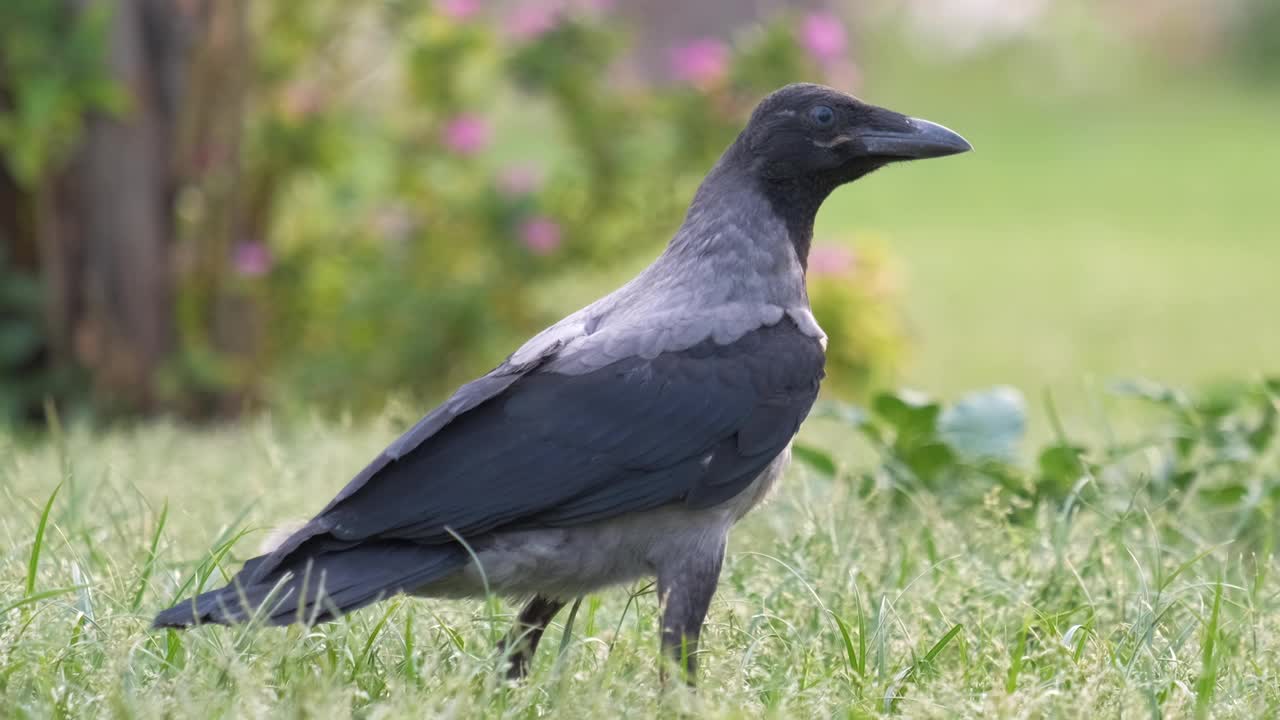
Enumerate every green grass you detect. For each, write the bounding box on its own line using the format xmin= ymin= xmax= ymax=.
xmin=2 ymin=388 xmax=1279 ymax=718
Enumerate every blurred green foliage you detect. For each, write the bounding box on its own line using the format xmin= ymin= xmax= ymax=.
xmin=243 ymin=4 xmax=903 ymax=411
xmin=1234 ymin=0 xmax=1280 ymax=79
xmin=0 ymin=2 xmax=904 ymax=422
xmin=800 ymin=376 xmax=1280 ymax=543
xmin=0 ymin=0 xmax=122 ymax=187
xmin=6 ymin=1 xmax=1275 ymax=424
xmin=0 ymin=252 xmax=63 ymax=423
xmin=0 ymin=0 xmax=118 ymax=424
xmin=807 ymin=236 xmax=905 ymax=396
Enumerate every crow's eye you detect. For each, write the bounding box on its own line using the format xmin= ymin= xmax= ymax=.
xmin=809 ymin=105 xmax=835 ymax=127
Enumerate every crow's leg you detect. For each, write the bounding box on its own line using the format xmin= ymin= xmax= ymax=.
xmin=657 ymin=539 xmax=726 ymax=684
xmin=500 ymin=595 xmax=567 ymax=679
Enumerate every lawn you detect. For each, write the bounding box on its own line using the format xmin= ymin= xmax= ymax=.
xmin=3 ymin=383 xmax=1278 ymax=717
xmin=830 ymin=69 xmax=1280 ymax=408
xmin=3 ymin=64 xmax=1279 ymax=717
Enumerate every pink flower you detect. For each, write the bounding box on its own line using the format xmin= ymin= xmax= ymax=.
xmin=519 ymin=217 xmax=561 ymax=255
xmin=799 ymin=11 xmax=847 ymax=65
xmin=439 ymin=0 xmax=482 ymax=21
xmin=233 ymin=242 xmax=272 ymax=277
xmin=441 ymin=114 xmax=490 ymax=155
xmin=504 ymin=3 xmax=560 ymax=41
xmin=669 ymin=38 xmax=729 ymax=89
xmin=808 ymin=243 xmax=855 ymax=277
xmin=497 ymin=164 xmax=543 ymax=196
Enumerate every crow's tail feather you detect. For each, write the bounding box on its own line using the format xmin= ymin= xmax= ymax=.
xmin=152 ymin=542 xmax=467 ymax=628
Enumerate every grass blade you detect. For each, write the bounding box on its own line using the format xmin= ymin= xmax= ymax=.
xmin=884 ymin=624 xmax=964 ymax=713
xmin=1195 ymin=582 xmax=1223 ymax=720
xmin=353 ymin=599 xmax=401 ymax=680
xmin=1 ymin=586 xmax=83 ymax=616
xmin=833 ymin=613 xmax=862 ymax=686
xmin=167 ymin=526 xmax=254 ymax=606
xmin=130 ymin=500 xmax=168 ymax=612
xmin=1007 ymin=618 xmax=1029 ymax=693
xmin=853 ymin=582 xmax=867 ymax=680
xmin=923 ymin=623 xmax=964 ymax=664
xmin=557 ymin=596 xmax=584 ymax=660
xmin=1159 ymin=545 xmax=1220 ymax=593
xmin=26 ymin=482 xmax=62 ymax=597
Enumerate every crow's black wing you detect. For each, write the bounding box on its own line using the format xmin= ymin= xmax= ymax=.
xmin=256 ymin=318 xmax=823 ymax=579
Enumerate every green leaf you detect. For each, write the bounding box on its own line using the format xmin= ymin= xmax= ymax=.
xmin=873 ymin=390 xmax=943 ymax=462
xmin=1194 ymin=380 xmax=1254 ymax=419
xmin=1110 ymin=378 xmax=1190 ymax=409
xmin=1037 ymin=444 xmax=1088 ymax=499
xmin=900 ymin=442 xmax=956 ymax=484
xmin=1246 ymin=396 xmax=1276 ymax=453
xmin=873 ymin=389 xmax=940 ymax=433
xmin=1197 ymin=484 xmax=1248 ymax=507
xmin=793 ymin=443 xmax=837 ymax=477
xmin=937 ymin=386 xmax=1027 ymax=463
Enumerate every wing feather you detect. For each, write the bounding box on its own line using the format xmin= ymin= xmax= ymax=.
xmin=255 ymin=318 xmax=823 ymax=581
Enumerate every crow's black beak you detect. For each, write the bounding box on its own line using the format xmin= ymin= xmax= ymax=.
xmin=862 ymin=117 xmax=972 ymax=160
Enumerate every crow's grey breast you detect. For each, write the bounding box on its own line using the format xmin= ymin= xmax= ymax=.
xmin=243 ymin=316 xmax=822 ymax=578
xmin=325 ymin=316 xmax=823 ymax=538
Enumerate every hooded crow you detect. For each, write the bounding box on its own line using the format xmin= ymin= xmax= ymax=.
xmin=154 ymin=83 xmax=970 ymax=681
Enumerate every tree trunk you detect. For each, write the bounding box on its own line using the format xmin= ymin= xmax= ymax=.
xmin=30 ymin=0 xmax=200 ymax=413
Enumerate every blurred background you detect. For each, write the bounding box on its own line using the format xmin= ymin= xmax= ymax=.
xmin=2 ymin=0 xmax=1277 ymax=430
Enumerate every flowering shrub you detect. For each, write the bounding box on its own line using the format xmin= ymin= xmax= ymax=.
xmin=219 ymin=3 xmax=905 ymax=410
xmin=807 ymin=237 xmax=906 ymax=396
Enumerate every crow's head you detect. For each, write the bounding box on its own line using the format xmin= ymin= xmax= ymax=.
xmin=740 ymin=83 xmax=971 ymax=186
